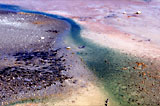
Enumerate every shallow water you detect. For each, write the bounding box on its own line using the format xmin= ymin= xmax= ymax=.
xmin=62 ymin=10 xmax=160 ymax=106
xmin=66 ymin=25 xmax=160 ymax=105
xmin=77 ymin=44 xmax=159 ymax=106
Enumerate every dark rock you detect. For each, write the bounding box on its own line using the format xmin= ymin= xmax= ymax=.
xmin=46 ymin=29 xmax=59 ymax=33
xmin=105 ymin=99 xmax=109 ymax=106
xmin=0 ymin=49 xmax=72 ymax=102
xmin=104 ymin=14 xmax=117 ymax=18
xmin=78 ymin=45 xmax=85 ymax=49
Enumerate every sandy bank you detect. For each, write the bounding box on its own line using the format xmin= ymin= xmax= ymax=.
xmin=14 ymin=83 xmax=108 ymax=106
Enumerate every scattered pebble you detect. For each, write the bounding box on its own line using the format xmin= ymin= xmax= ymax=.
xmin=66 ymin=47 xmax=71 ymax=50
xmin=135 ymin=11 xmax=142 ymax=14
xmin=104 ymin=14 xmax=117 ymax=18
xmin=105 ymin=99 xmax=109 ymax=106
xmin=123 ymin=11 xmax=127 ymax=14
xmin=46 ymin=29 xmax=59 ymax=33
xmin=0 ymin=49 xmax=72 ymax=103
xmin=72 ymin=100 xmax=75 ymax=103
xmin=41 ymin=36 xmax=45 ymax=40
xmin=78 ymin=45 xmax=85 ymax=49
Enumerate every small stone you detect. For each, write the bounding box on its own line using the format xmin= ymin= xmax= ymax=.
xmin=41 ymin=37 xmax=45 ymax=40
xmin=78 ymin=45 xmax=85 ymax=49
xmin=66 ymin=47 xmax=71 ymax=50
xmin=122 ymin=67 xmax=128 ymax=70
xmin=72 ymin=100 xmax=75 ymax=103
xmin=135 ymin=11 xmax=142 ymax=14
xmin=105 ymin=99 xmax=109 ymax=106
xmin=123 ymin=11 xmax=127 ymax=14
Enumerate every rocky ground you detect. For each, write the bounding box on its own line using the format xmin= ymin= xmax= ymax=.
xmin=0 ymin=10 xmax=73 ymax=105
xmin=0 ymin=49 xmax=72 ymax=104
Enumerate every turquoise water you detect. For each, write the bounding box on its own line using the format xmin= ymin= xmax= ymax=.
xmin=1 ymin=4 xmax=159 ymax=106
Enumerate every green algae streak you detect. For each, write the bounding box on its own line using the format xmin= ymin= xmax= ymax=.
xmin=66 ymin=24 xmax=159 ymax=106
